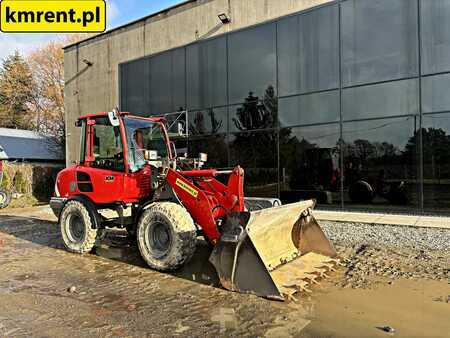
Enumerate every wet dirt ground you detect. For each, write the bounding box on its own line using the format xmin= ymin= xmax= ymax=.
xmin=0 ymin=206 xmax=449 ymax=337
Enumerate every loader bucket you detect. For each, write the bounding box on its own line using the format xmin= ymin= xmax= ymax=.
xmin=209 ymin=200 xmax=338 ymax=300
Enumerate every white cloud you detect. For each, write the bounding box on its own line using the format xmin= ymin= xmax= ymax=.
xmin=0 ymin=33 xmax=61 ymax=61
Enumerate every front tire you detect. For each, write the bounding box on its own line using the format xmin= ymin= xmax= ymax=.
xmin=0 ymin=188 xmax=11 ymax=209
xmin=137 ymin=202 xmax=197 ymax=271
xmin=60 ymin=200 xmax=98 ymax=254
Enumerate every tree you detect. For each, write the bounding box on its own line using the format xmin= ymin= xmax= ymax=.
xmin=353 ymin=139 xmax=375 ymax=162
xmin=0 ymin=51 xmax=34 ymax=129
xmin=230 ymin=87 xmax=279 ymax=169
xmin=232 ymin=87 xmax=277 ymax=131
xmin=404 ymin=127 xmax=450 ymax=179
xmin=27 ymin=34 xmax=93 ymax=150
xmin=28 ymin=41 xmax=65 ymax=147
xmin=189 ymin=109 xmax=223 ymax=135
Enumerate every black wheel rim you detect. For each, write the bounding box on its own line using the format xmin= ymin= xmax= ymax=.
xmin=145 ymin=221 xmax=172 ymax=259
xmin=66 ymin=213 xmax=85 ymax=243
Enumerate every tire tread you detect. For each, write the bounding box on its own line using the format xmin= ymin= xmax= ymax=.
xmin=137 ymin=202 xmax=197 ymax=271
xmin=60 ymin=200 xmax=98 ymax=254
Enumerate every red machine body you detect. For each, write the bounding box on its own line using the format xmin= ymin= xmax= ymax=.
xmin=55 ymin=112 xmax=244 ymax=243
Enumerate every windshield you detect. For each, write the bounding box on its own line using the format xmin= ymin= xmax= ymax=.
xmin=124 ymin=117 xmax=168 ymax=172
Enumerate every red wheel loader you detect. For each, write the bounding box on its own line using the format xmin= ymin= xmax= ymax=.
xmin=50 ymin=111 xmax=338 ymax=300
xmin=0 ymin=160 xmax=12 ymax=209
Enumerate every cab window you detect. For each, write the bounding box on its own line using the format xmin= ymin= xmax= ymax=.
xmin=124 ymin=117 xmax=169 ymax=172
xmin=92 ymin=117 xmax=124 ymax=171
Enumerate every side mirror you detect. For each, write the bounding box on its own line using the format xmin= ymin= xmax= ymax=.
xmin=108 ymin=110 xmax=120 ymax=127
xmin=177 ymin=122 xmax=185 ymax=136
xmin=144 ymin=150 xmax=158 ymax=161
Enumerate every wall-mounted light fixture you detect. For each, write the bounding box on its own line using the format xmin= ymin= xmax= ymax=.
xmin=218 ymin=13 xmax=231 ymax=24
xmin=82 ymin=59 xmax=93 ymax=66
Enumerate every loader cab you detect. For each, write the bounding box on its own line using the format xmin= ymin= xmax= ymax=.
xmin=74 ymin=112 xmax=172 ymax=204
xmin=77 ymin=113 xmax=171 ymax=172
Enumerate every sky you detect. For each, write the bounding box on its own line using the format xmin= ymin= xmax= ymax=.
xmin=0 ymin=0 xmax=186 ymax=61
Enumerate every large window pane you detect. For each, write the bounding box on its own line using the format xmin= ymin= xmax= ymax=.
xmin=120 ymin=64 xmax=127 ymax=110
xmin=342 ymin=117 xmax=419 ymax=212
xmin=120 ymin=59 xmax=150 ymax=114
xmin=343 ymin=79 xmax=418 ymax=121
xmin=421 ymin=0 xmax=450 ymax=74
xmin=172 ymin=48 xmax=186 ymax=112
xmin=229 ymin=90 xmax=278 ymax=132
xmin=186 ymin=37 xmax=227 ymax=110
xmin=279 ymin=124 xmax=341 ymax=206
xmin=228 ymin=131 xmax=278 ymax=197
xmin=188 ymin=107 xmax=227 ymax=136
xmin=279 ymin=90 xmax=339 ymax=127
xmin=149 ymin=49 xmax=186 ymax=113
xmin=278 ymin=5 xmax=339 ymax=96
xmin=422 ymin=73 xmax=450 ymax=113
xmin=341 ymin=0 xmax=418 ymax=86
xmin=228 ymin=24 xmax=277 ymax=104
xmin=149 ymin=52 xmax=172 ymax=113
xmin=422 ymin=113 xmax=450 ymax=214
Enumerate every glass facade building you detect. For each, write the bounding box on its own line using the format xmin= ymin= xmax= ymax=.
xmin=120 ymin=0 xmax=450 ymax=215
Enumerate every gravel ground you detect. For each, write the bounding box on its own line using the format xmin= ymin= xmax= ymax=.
xmin=321 ymin=220 xmax=450 ymax=252
xmin=319 ymin=221 xmax=450 ymax=289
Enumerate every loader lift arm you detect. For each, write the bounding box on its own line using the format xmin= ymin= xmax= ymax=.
xmin=166 ymin=166 xmax=245 ymax=244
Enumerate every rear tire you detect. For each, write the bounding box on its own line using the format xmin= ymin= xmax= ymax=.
xmin=348 ymin=180 xmax=374 ymax=203
xmin=137 ymin=202 xmax=197 ymax=271
xmin=60 ymin=200 xmax=98 ymax=254
xmin=0 ymin=188 xmax=11 ymax=209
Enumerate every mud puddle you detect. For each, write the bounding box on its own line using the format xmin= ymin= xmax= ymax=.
xmin=304 ymin=279 xmax=450 ymax=338
xmin=96 ymin=230 xmax=221 ymax=287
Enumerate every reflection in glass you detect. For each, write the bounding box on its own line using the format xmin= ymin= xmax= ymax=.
xmin=186 ymin=37 xmax=227 ymax=109
xmin=341 ymin=0 xmax=418 ymax=86
xmin=188 ymin=107 xmax=227 ymax=136
xmin=279 ymin=124 xmax=341 ymax=206
xmin=172 ymin=48 xmax=186 ymax=112
xmin=422 ymin=113 xmax=450 ymax=213
xmin=277 ymin=5 xmax=339 ymax=96
xmin=342 ymin=79 xmax=418 ymax=121
xmin=342 ymin=117 xmax=419 ymax=212
xmin=188 ymin=135 xmax=228 ymax=168
xmin=149 ymin=49 xmax=186 ymax=113
xmin=279 ymin=90 xmax=339 ymax=127
xmin=228 ymin=24 xmax=277 ymax=104
xmin=422 ymin=73 xmax=450 ymax=114
xmin=149 ymin=52 xmax=172 ymax=113
xmin=120 ymin=59 xmax=150 ymax=114
xmin=421 ymin=0 xmax=450 ymax=74
xmin=228 ymin=131 xmax=278 ymax=197
xmin=229 ymin=88 xmax=278 ymax=132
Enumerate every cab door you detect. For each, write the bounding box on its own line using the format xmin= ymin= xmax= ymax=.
xmin=78 ymin=115 xmax=126 ymax=204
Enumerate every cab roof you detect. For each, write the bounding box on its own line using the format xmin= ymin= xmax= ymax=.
xmin=77 ymin=112 xmax=166 ymax=124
